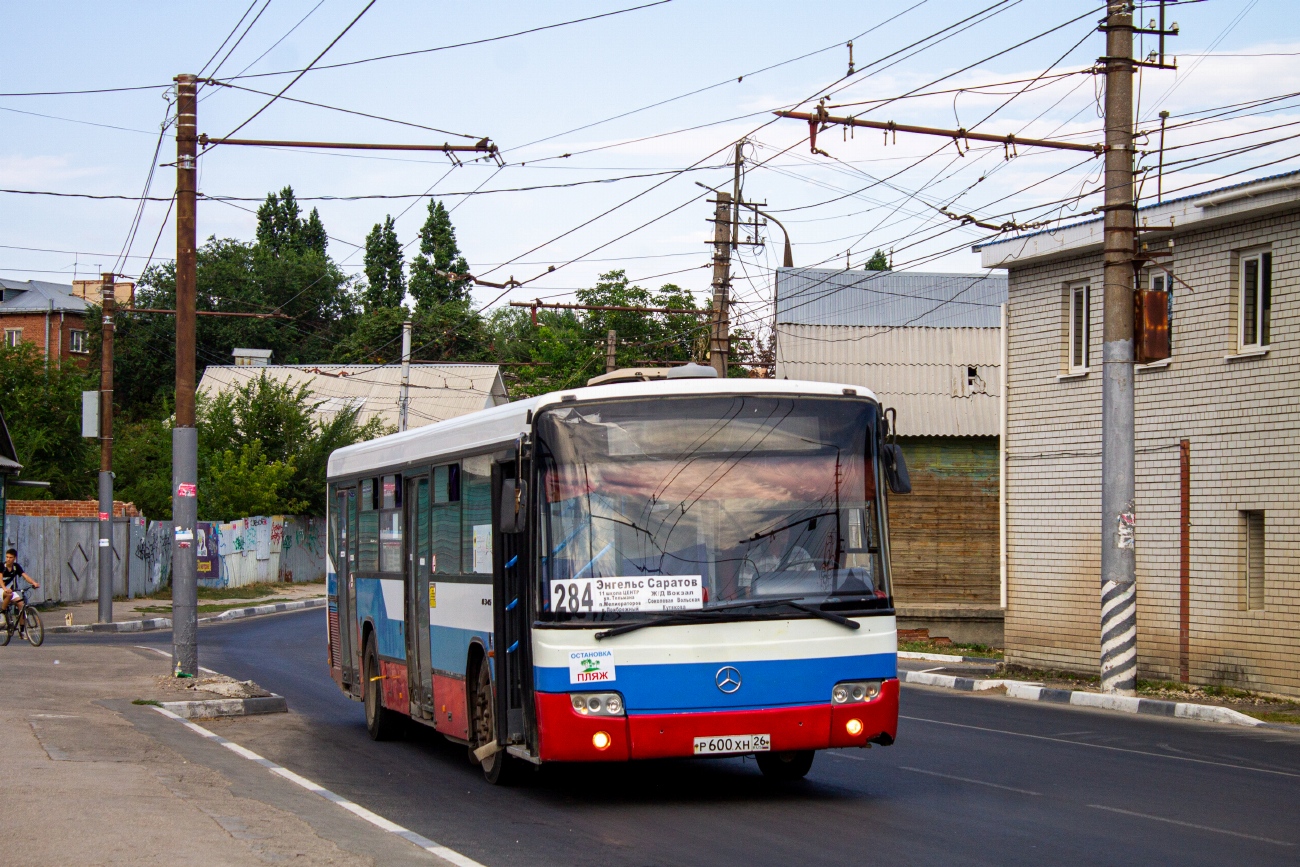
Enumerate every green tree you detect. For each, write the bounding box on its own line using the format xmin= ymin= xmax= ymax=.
xmin=202 ymin=442 xmax=303 ymax=520
xmin=865 ymin=249 xmax=890 ymax=271
xmin=0 ymin=343 xmax=96 ymax=499
xmin=363 ymin=215 xmax=406 ymax=311
xmin=113 ymin=413 xmax=175 ymax=518
xmin=256 ymin=187 xmax=327 ymax=257
xmin=408 ymin=200 xmax=471 ymax=310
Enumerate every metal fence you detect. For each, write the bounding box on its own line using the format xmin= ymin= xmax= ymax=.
xmin=1 ymin=513 xmax=325 ymax=603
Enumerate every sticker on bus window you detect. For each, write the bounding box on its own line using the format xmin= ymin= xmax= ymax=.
xmin=551 ymin=575 xmax=703 ymax=613
xmin=569 ymin=649 xmax=616 ymax=684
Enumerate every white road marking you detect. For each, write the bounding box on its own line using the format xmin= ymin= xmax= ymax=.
xmin=917 ymin=667 xmax=945 ymax=674
xmin=1088 ymin=805 xmax=1293 ymax=846
xmin=827 ymin=750 xmax=869 ymax=762
xmin=901 ymin=715 xmax=1300 ymax=779
xmin=148 ymin=702 xmax=484 ymax=866
xmin=134 ymin=645 xmax=219 ymax=675
xmin=899 ymin=766 xmax=1041 ymax=796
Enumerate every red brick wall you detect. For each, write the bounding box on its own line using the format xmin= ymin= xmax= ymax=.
xmin=0 ymin=311 xmax=90 ymax=363
xmin=5 ymin=500 xmax=141 ymax=518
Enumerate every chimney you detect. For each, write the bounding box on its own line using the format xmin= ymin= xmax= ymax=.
xmin=232 ymin=348 xmax=273 ymax=367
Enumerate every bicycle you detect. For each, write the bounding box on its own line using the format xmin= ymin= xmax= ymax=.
xmin=1 ymin=587 xmax=44 ymax=647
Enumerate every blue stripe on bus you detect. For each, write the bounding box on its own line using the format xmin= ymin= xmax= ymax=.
xmin=327 ymin=572 xmax=337 ymax=596
xmin=534 ymin=652 xmax=897 ymax=714
xmin=354 ymin=577 xmax=405 ymax=661
xmin=430 ymin=624 xmax=491 ymax=675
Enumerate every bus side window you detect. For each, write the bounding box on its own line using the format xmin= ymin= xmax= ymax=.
xmin=432 ymin=464 xmax=462 ymax=574
xmin=358 ymin=478 xmax=380 ymax=572
xmin=347 ymin=488 xmax=358 ymax=568
xmin=462 ymin=455 xmax=493 ymax=575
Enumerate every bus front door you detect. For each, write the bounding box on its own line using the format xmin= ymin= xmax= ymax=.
xmin=492 ymin=458 xmax=534 ymax=753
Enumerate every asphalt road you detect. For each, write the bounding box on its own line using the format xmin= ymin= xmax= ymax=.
xmin=63 ymin=611 xmax=1300 ymax=866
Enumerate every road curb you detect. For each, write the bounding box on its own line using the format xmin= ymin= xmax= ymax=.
xmin=47 ymin=597 xmax=325 ymax=635
xmin=899 ymin=670 xmax=1267 ymax=728
xmin=158 ymin=694 xmax=288 ymax=720
xmin=899 ymin=650 xmax=1002 ymax=664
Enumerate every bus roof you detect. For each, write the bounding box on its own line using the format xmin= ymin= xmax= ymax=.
xmin=326 ymin=376 xmax=879 ymax=479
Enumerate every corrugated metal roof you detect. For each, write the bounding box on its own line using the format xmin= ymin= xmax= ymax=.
xmin=0 ymin=278 xmax=88 ymax=314
xmin=775 ymin=324 xmax=1001 ymax=437
xmin=775 ymin=268 xmax=1006 ymax=328
xmin=199 ymin=364 xmax=509 ymax=432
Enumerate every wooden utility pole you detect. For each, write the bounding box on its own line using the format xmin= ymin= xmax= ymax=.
xmin=1098 ymin=3 xmax=1138 ymax=695
xmin=97 ymin=271 xmax=115 ymax=624
xmin=708 ymin=191 xmax=732 ymax=377
xmin=605 ymin=330 xmax=617 ymax=373
xmin=172 ymin=73 xmax=199 ymax=677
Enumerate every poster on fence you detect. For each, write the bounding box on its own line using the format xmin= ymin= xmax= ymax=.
xmin=195 ymin=522 xmax=219 ymax=577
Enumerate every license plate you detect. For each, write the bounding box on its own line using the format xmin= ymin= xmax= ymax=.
xmin=693 ymin=734 xmax=771 ymax=755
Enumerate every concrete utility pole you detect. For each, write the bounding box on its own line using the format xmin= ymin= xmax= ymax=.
xmin=398 ymin=319 xmax=412 ymax=432
xmin=605 ymin=330 xmax=617 ymax=373
xmin=707 ymin=191 xmax=733 ymax=378
xmin=1099 ymin=4 xmax=1138 ymax=695
xmin=172 ymin=73 xmax=199 ymax=677
xmin=97 ymin=271 xmax=115 ymax=624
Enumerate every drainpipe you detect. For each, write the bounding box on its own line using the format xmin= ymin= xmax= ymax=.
xmin=999 ymin=302 xmax=1008 ymax=610
xmin=45 ymin=298 xmax=52 ymax=371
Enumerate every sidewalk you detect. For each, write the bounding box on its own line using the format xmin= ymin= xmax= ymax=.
xmin=49 ymin=580 xmax=326 ymax=629
xmin=1 ymin=641 xmax=451 ymax=865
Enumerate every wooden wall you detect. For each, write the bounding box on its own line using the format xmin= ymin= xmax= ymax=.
xmin=888 ymin=436 xmax=1000 ymax=605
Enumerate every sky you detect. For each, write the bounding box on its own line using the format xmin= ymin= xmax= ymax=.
xmin=2 ymin=0 xmax=1297 ymax=339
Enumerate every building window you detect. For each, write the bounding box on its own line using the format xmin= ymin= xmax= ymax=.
xmin=1244 ymin=511 xmax=1265 ymax=610
xmin=1068 ymin=282 xmax=1090 ymax=372
xmin=70 ymin=330 xmax=88 ymax=353
xmin=4 ymin=329 xmax=21 ymax=348
xmin=1239 ymin=251 xmax=1271 ymax=350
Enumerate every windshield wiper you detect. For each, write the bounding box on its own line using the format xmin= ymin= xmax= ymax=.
xmin=593 ymin=598 xmax=860 ymax=640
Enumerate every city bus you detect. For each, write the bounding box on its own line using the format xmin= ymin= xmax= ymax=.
xmin=325 ymin=371 xmax=910 ymax=783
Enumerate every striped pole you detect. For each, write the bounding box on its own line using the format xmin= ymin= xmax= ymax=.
xmin=1101 ymin=577 xmax=1137 ymax=692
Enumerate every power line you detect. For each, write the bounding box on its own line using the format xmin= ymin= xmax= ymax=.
xmin=224 ymin=0 xmax=676 ymax=81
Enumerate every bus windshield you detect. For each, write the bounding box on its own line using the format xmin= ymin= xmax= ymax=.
xmin=535 ymin=394 xmax=888 ymax=624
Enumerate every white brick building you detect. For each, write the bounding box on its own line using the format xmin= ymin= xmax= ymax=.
xmin=978 ymin=171 xmax=1300 ymax=697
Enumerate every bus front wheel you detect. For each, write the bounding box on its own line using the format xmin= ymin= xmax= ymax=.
xmin=756 ymin=750 xmax=815 ymax=781
xmin=471 ymin=654 xmax=518 ymax=785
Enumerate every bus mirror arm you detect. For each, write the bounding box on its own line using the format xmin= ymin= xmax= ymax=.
xmin=880 ymin=407 xmax=911 ymax=494
xmin=499 ymin=479 xmax=528 ymax=534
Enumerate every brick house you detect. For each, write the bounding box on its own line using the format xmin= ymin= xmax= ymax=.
xmin=978 ymin=170 xmax=1300 ymax=697
xmin=774 ymin=268 xmax=1008 ymax=644
xmin=0 ymin=279 xmax=91 ymax=362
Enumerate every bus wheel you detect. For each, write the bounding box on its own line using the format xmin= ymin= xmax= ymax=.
xmin=471 ymin=655 xmax=517 ymax=785
xmin=756 ymin=750 xmax=815 ymax=781
xmin=364 ymin=637 xmax=401 ymax=741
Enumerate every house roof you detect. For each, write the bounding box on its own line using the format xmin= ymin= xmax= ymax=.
xmin=0 ymin=407 xmax=22 ymax=475
xmin=775 ymin=268 xmax=1007 ymax=328
xmin=198 ymin=363 xmax=510 ymax=433
xmin=775 ymin=324 xmax=1001 ymax=437
xmin=0 ymin=279 xmax=90 ymax=315
xmin=976 ymin=169 xmax=1300 ymax=268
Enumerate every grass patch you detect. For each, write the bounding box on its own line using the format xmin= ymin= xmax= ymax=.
xmin=1246 ymin=710 xmax=1300 ymax=725
xmin=131 ymin=699 xmax=162 ymax=707
xmin=138 ymin=582 xmax=300 ymax=602
xmin=899 ymin=639 xmax=1003 ymax=659
xmin=132 ymin=597 xmax=294 ymax=615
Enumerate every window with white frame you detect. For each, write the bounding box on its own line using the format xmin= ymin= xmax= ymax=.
xmin=1239 ymin=250 xmax=1271 ymax=350
xmin=4 ymin=329 xmax=21 ymax=348
xmin=1068 ymin=282 xmax=1090 ymax=372
xmin=70 ymin=330 xmax=88 ymax=353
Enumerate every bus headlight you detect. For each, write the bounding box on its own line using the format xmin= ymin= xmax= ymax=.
xmin=569 ymin=692 xmax=625 ymax=716
xmin=832 ymin=680 xmax=883 ymax=704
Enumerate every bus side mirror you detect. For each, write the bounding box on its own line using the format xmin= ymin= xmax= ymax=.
xmin=882 ymin=443 xmax=911 ymax=494
xmin=499 ymin=479 xmax=528 ymax=534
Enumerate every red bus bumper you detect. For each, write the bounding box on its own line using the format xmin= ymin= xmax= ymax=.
xmin=535 ymin=678 xmax=898 ymax=762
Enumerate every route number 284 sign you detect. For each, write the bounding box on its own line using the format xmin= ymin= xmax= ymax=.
xmin=550 ymin=575 xmax=703 ymax=613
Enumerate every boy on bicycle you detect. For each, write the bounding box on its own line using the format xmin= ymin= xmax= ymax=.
xmin=1 ymin=548 xmax=39 ymax=613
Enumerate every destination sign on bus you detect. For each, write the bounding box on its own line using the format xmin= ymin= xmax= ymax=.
xmin=551 ymin=575 xmax=704 ymax=613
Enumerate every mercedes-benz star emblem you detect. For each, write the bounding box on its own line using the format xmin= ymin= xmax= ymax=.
xmin=715 ymin=666 xmax=742 ymax=694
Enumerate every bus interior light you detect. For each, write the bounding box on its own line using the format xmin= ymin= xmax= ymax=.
xmin=833 ymin=680 xmax=883 ymax=704
xmin=569 ymin=692 xmax=626 ymax=716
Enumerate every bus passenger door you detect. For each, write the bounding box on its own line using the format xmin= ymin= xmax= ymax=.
xmin=493 ymin=456 xmax=534 ymax=752
xmin=340 ymin=488 xmax=360 ymax=695
xmin=406 ymin=476 xmax=434 ymax=719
